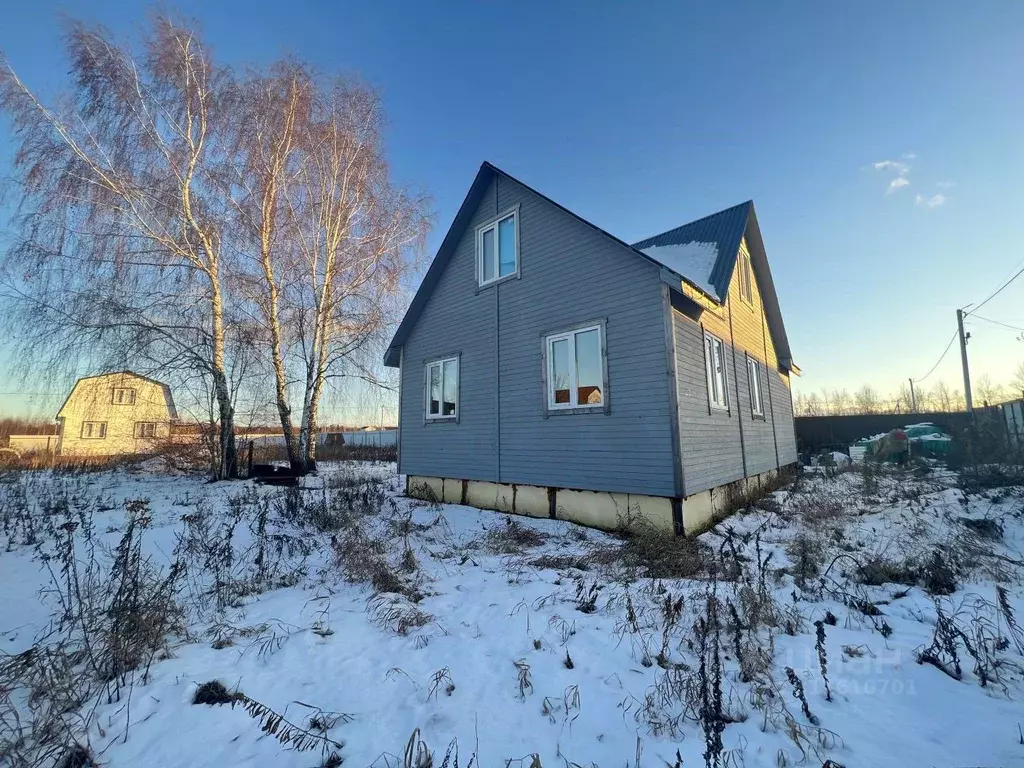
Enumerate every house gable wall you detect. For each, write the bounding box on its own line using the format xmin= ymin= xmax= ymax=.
xmin=57 ymin=373 xmax=174 ymax=456
xmin=399 ymin=174 xmax=677 ymax=496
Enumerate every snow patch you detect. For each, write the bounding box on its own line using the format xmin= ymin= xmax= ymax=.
xmin=639 ymin=241 xmax=720 ymax=299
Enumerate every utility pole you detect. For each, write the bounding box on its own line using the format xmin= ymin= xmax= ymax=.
xmin=908 ymin=377 xmax=917 ymax=412
xmin=957 ymin=308 xmax=974 ymax=413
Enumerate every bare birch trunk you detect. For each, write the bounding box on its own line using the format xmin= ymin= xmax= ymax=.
xmin=260 ymin=204 xmax=300 ymax=471
xmin=209 ymin=281 xmax=238 ymax=478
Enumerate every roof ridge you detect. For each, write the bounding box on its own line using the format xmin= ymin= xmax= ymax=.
xmin=631 ymin=200 xmax=752 ymax=248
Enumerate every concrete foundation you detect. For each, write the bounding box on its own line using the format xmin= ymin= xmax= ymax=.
xmin=406 ymin=466 xmax=792 ymax=537
xmin=554 ymin=489 xmax=675 ymax=533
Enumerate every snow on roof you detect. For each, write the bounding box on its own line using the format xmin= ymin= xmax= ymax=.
xmin=638 ymin=241 xmax=720 ymax=300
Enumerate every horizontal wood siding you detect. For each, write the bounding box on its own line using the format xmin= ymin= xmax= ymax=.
xmin=399 ymin=179 xmax=499 ymax=480
xmin=672 ymin=310 xmax=745 ymax=493
xmin=400 ymin=173 xmax=676 ymax=496
xmin=672 ymin=232 xmax=798 ymax=493
xmin=733 ymin=345 xmax=777 ymax=476
xmin=771 ymin=369 xmax=798 ymax=465
xmin=495 ymin=177 xmax=675 ymax=496
xmin=726 ymin=241 xmax=779 ymax=476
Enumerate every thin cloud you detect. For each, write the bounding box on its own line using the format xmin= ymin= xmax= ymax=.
xmin=873 ymin=160 xmax=909 ymax=175
xmin=936 ymin=180 xmax=956 ymax=189
xmin=902 ymin=152 xmax=917 ymax=160
xmin=888 ymin=177 xmax=911 ymax=193
xmin=915 ymin=193 xmax=946 ymax=208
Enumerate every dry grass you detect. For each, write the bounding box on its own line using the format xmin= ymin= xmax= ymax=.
xmin=591 ymin=526 xmax=711 ymax=580
xmin=484 ymin=518 xmax=547 ymax=554
xmin=367 ymin=594 xmax=431 ymax=635
xmin=330 ymin=524 xmax=416 ymax=597
xmin=530 ymin=554 xmax=590 ymax=572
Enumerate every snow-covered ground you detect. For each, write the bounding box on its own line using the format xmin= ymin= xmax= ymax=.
xmin=1 ymin=460 xmax=1023 ymax=768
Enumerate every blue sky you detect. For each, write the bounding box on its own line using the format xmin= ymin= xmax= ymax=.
xmin=2 ymin=1 xmax=1023 ymax=420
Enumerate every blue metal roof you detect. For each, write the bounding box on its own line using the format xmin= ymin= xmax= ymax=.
xmin=631 ymin=201 xmax=752 ymax=301
xmin=384 ymin=167 xmax=795 ymax=372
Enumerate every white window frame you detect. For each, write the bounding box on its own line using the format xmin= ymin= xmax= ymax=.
xmin=425 ymin=356 xmax=459 ymax=421
xmin=704 ymin=332 xmax=729 ymax=411
xmin=112 ymin=387 xmax=136 ymax=405
xmin=135 ymin=422 xmax=158 ymax=438
xmin=82 ymin=421 xmax=107 ymax=439
xmin=544 ymin=323 xmax=607 ymax=412
xmin=747 ymin=356 xmax=764 ymax=417
xmin=738 ymin=253 xmax=753 ymax=305
xmin=476 ymin=208 xmax=520 ymax=288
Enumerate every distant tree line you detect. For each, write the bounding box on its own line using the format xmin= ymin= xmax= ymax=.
xmin=0 ymin=417 xmax=57 ymax=439
xmin=794 ymin=363 xmax=1024 ymax=417
xmin=0 ymin=14 xmax=430 ymax=478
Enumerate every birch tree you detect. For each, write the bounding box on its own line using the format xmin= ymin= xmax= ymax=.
xmin=0 ymin=18 xmax=242 ymax=477
xmin=227 ymin=63 xmax=310 ymax=470
xmin=235 ymin=72 xmax=429 ymax=472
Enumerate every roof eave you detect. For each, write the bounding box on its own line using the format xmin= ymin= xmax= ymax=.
xmin=384 ymin=161 xmax=682 ymax=368
xmin=659 ymin=268 xmax=722 ymax=305
xmin=383 ymin=162 xmax=499 ymax=368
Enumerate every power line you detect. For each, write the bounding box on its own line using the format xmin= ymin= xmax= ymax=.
xmin=969 ymin=314 xmax=1024 ymax=333
xmin=913 ymin=329 xmax=958 ymax=383
xmin=966 ymin=260 xmax=1024 ymax=316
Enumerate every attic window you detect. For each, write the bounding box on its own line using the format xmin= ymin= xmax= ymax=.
xmin=738 ymin=253 xmax=753 ymax=305
xmin=477 ymin=209 xmax=519 ymax=287
xmin=112 ymin=388 xmax=136 ymax=405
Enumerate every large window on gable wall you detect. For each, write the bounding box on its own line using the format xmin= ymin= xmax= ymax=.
xmin=704 ymin=332 xmax=729 ymax=411
xmin=544 ymin=324 xmax=606 ymax=411
xmin=477 ymin=209 xmax=519 ymax=287
xmin=425 ymin=357 xmax=459 ymax=420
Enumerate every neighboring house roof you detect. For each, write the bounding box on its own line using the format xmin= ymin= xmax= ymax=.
xmin=56 ymin=371 xmax=179 ymax=421
xmin=384 ymin=163 xmax=797 ymax=372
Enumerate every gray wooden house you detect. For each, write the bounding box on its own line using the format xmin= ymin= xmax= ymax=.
xmin=384 ymin=163 xmax=799 ymax=535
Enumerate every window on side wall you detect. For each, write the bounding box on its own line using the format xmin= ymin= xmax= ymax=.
xmin=136 ymin=422 xmax=157 ymax=438
xmin=477 ymin=209 xmax=518 ymax=287
xmin=747 ymin=356 xmax=764 ymax=417
xmin=426 ymin=357 xmax=459 ymax=420
xmin=544 ymin=323 xmax=606 ymax=411
xmin=112 ymin=388 xmax=136 ymax=405
xmin=704 ymin=333 xmax=729 ymax=411
xmin=738 ymin=253 xmax=753 ymax=305
xmin=82 ymin=421 xmax=107 ymax=439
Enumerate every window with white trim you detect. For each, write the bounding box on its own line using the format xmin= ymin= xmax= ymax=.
xmin=426 ymin=357 xmax=459 ymax=419
xmin=82 ymin=421 xmax=107 ymax=439
xmin=704 ymin=333 xmax=729 ymax=411
xmin=135 ymin=422 xmax=158 ymax=438
xmin=747 ymin=356 xmax=764 ymax=417
xmin=477 ymin=211 xmax=518 ymax=286
xmin=546 ymin=325 xmax=605 ymax=410
xmin=112 ymin=387 xmax=136 ymax=405
xmin=738 ymin=253 xmax=753 ymax=305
